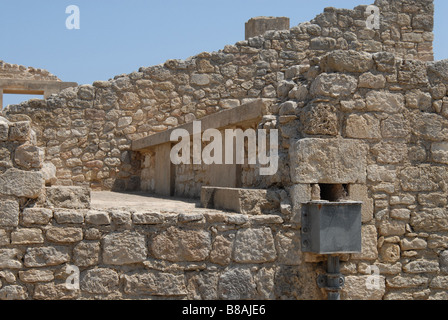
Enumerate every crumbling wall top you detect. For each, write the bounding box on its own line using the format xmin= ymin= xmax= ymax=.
xmin=0 ymin=60 xmax=61 ymax=81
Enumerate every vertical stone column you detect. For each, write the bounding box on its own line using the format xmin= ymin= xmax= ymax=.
xmin=154 ymin=143 xmax=175 ymax=197
xmin=0 ymin=88 xmax=3 ymax=110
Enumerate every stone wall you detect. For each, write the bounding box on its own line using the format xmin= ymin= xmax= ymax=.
xmin=2 ymin=0 xmax=435 ymax=191
xmin=0 ymin=61 xmax=60 ymax=82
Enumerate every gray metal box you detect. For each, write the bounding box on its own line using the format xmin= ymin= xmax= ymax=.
xmin=301 ymin=201 xmax=362 ymax=254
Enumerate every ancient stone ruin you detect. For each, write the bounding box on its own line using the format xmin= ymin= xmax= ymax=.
xmin=1 ymin=0 xmax=448 ymax=300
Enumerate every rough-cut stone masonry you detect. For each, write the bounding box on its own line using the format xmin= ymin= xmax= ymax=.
xmin=2 ymin=0 xmax=448 ymax=300
xmin=0 ymin=61 xmax=60 ymax=82
xmin=2 ymin=0 xmax=434 ymax=191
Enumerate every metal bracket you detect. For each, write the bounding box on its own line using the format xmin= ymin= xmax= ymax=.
xmin=318 ymin=255 xmax=345 ymax=300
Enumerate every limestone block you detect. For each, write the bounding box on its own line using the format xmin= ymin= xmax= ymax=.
xmin=275 ymin=230 xmax=301 ymax=265
xmin=358 ymin=72 xmax=386 ymax=89
xmin=380 ymin=244 xmax=401 ymax=263
xmin=428 ymin=60 xmax=448 ymax=82
xmin=0 ymin=285 xmax=28 ymax=300
xmin=24 ymin=246 xmax=70 ymax=267
xmin=11 ymin=228 xmax=44 ymax=244
xmin=41 ymin=162 xmax=57 ymax=186
xmin=310 ymin=37 xmax=336 ymax=50
xmin=302 ymin=103 xmax=338 ymax=136
xmin=8 ymin=121 xmax=31 ymax=141
xmin=53 ymin=209 xmax=84 ymax=224
xmin=80 ymin=268 xmax=120 ymax=294
xmin=403 ymin=260 xmax=439 ymax=274
xmin=431 ymin=142 xmax=448 ymax=164
xmin=401 ymin=238 xmax=427 ymax=251
xmin=400 ymin=166 xmax=448 ymax=192
xmin=322 ymin=50 xmax=374 ymax=73
xmin=19 ymin=270 xmax=54 ymax=283
xmin=0 ymin=200 xmax=20 ymax=227
xmin=349 ymin=184 xmax=374 ymax=222
xmin=372 ymin=142 xmax=407 ymax=164
xmin=132 ymin=212 xmax=164 ymax=225
xmin=191 ymin=74 xmax=210 ymax=86
xmin=417 ymin=193 xmax=447 ymax=208
xmin=366 ymin=91 xmax=405 ymax=113
xmin=0 ymin=229 xmax=9 ymax=246
xmin=123 ymin=271 xmax=187 ymax=296
xmin=14 ymin=143 xmax=44 ymax=169
xmin=218 ymin=267 xmax=256 ymax=300
xmin=46 ymin=227 xmax=83 ymax=243
xmin=33 ymin=283 xmax=78 ymax=300
xmin=345 ymin=114 xmax=381 ymax=139
xmin=103 ymin=231 xmax=147 ymax=265
xmin=341 ymin=275 xmax=385 ymax=300
xmin=411 ymin=208 xmax=448 ymax=232
xmin=351 ymin=225 xmax=378 ymax=260
xmin=210 ymin=234 xmax=233 ymax=266
xmin=290 ymin=138 xmax=368 ymax=184
xmin=0 ymin=169 xmax=43 ymax=199
xmin=379 ymin=220 xmax=406 ymax=236
xmin=310 ymin=73 xmax=357 ymax=98
xmin=232 ymin=227 xmax=277 ymax=263
xmin=85 ymin=210 xmax=110 ymax=225
xmin=151 ymin=227 xmax=211 ymax=262
xmin=0 ymin=249 xmax=23 ymax=269
xmin=386 ymin=275 xmax=429 ymax=289
xmin=73 ymin=242 xmax=100 ymax=267
xmin=0 ymin=118 xmax=9 ymax=141
xmin=45 ymin=186 xmax=90 ymax=209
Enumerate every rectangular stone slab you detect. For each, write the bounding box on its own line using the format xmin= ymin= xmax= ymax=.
xmin=289 ymin=138 xmax=368 ymax=184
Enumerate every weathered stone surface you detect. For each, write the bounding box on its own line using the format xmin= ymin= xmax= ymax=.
xmin=46 ymin=187 xmax=90 ymax=209
xmin=14 ymin=143 xmax=44 ymax=169
xmin=19 ymin=269 xmax=54 ymax=283
xmin=103 ymin=231 xmax=147 ymax=265
xmin=8 ymin=121 xmax=31 ymax=141
xmin=310 ymin=73 xmax=357 ymax=98
xmin=358 ymin=72 xmax=386 ymax=89
xmin=381 ymin=114 xmax=410 ymax=138
xmin=302 ymin=103 xmax=338 ymax=136
xmin=11 ymin=228 xmax=44 ymax=244
xmin=0 ymin=118 xmax=9 ymax=141
xmin=379 ymin=220 xmax=406 ymax=236
xmin=400 ymin=166 xmax=448 ymax=192
xmin=351 ymin=225 xmax=378 ymax=260
xmin=275 ymin=231 xmax=301 ymax=265
xmin=186 ymin=271 xmax=219 ymax=300
xmin=0 ymin=285 xmax=28 ymax=300
xmin=33 ymin=283 xmax=78 ymax=300
xmin=218 ymin=267 xmax=256 ymax=300
xmin=73 ymin=242 xmax=100 ymax=267
xmin=431 ymin=142 xmax=448 ymax=164
xmin=85 ymin=210 xmax=110 ymax=225
xmin=322 ymin=50 xmax=373 ymax=73
xmin=22 ymin=208 xmax=53 ymax=225
xmin=401 ymin=238 xmax=427 ymax=251
xmin=366 ymin=91 xmax=405 ymax=113
xmin=46 ymin=227 xmax=83 ymax=243
xmin=210 ymin=234 xmax=233 ymax=266
xmin=345 ymin=114 xmax=381 ymax=139
xmin=0 ymin=169 xmax=43 ymax=199
xmin=430 ymin=276 xmax=448 ymax=289
xmin=372 ymin=142 xmax=408 ymax=164
xmin=151 ymin=227 xmax=211 ymax=262
xmin=341 ymin=275 xmax=385 ymax=300
xmin=233 ymin=227 xmax=276 ymax=263
xmin=0 ymin=200 xmax=19 ymax=227
xmin=290 ymin=138 xmax=368 ymax=184
xmin=0 ymin=229 xmax=9 ymax=246
xmin=80 ymin=268 xmax=120 ymax=294
xmin=403 ymin=260 xmax=439 ymax=274
xmin=0 ymin=249 xmax=22 ymax=269
xmin=411 ymin=208 xmax=448 ymax=232
xmin=24 ymin=246 xmax=70 ymax=267
xmin=440 ymin=250 xmax=448 ymax=273
xmin=41 ymin=162 xmax=57 ymax=185
xmin=132 ymin=212 xmax=164 ymax=225
xmin=123 ymin=271 xmax=187 ymax=296
xmin=387 ymin=275 xmax=430 ymax=288
xmin=427 ymin=59 xmax=448 ymax=82
xmin=380 ymin=244 xmax=401 ymax=263
xmin=53 ymin=209 xmax=84 ymax=224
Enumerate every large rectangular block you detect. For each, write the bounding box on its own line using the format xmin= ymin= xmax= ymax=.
xmin=45 ymin=186 xmax=90 ymax=209
xmin=289 ymin=138 xmax=368 ymax=184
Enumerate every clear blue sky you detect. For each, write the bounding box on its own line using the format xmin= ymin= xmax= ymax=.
xmin=1 ymin=0 xmax=447 ymax=106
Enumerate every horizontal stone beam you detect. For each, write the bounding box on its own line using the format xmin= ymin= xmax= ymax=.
xmin=132 ymin=99 xmax=267 ymax=152
xmin=0 ymin=79 xmax=78 ymax=97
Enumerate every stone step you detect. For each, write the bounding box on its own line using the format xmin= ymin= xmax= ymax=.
xmin=201 ymin=186 xmax=271 ymax=215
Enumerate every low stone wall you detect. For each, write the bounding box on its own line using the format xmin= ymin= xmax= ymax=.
xmin=0 ymin=188 xmax=323 ymax=300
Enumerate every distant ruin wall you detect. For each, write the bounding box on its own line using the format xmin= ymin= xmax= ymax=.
xmin=2 ymin=0 xmax=435 ymax=191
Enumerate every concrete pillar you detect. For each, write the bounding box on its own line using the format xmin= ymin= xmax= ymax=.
xmin=245 ymin=16 xmax=290 ymax=40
